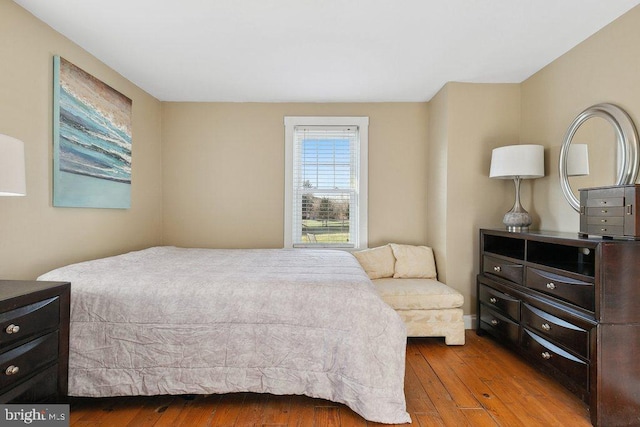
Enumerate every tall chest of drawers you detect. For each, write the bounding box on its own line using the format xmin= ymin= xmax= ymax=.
xmin=0 ymin=280 xmax=70 ymax=403
xmin=477 ymin=229 xmax=640 ymax=427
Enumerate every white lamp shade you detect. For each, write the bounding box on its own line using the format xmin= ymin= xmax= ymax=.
xmin=490 ymin=144 xmax=545 ymax=179
xmin=0 ymin=134 xmax=26 ymax=196
xmin=567 ymin=144 xmax=590 ymax=176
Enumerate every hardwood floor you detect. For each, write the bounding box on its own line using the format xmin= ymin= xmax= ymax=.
xmin=69 ymin=331 xmax=592 ymax=426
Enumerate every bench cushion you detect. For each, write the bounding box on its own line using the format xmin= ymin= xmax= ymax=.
xmin=352 ymin=244 xmax=395 ymax=279
xmin=373 ymin=278 xmax=464 ymax=310
xmin=389 ymin=244 xmax=437 ymax=279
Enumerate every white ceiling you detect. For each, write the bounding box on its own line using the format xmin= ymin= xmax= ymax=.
xmin=13 ymin=0 xmax=640 ymax=102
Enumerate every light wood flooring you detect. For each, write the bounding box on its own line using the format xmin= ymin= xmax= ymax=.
xmin=69 ymin=331 xmax=592 ymax=426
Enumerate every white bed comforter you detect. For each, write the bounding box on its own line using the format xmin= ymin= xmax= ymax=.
xmin=38 ymin=247 xmax=410 ymax=424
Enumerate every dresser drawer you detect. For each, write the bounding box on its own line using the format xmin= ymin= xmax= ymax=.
xmin=585 ymin=197 xmax=624 ymax=208
xmin=521 ymin=329 xmax=588 ymax=391
xmin=585 ymin=216 xmax=624 ymax=226
xmin=521 ymin=303 xmax=589 ymax=359
xmin=483 ymin=255 xmax=523 ymax=284
xmin=0 ymin=297 xmax=59 ymax=347
xmin=584 ymin=224 xmax=624 ymax=237
xmin=479 ymin=284 xmax=520 ymax=321
xmin=479 ymin=305 xmax=519 ymax=344
xmin=0 ymin=332 xmax=58 ymax=392
xmin=585 ymin=206 xmax=626 ymax=217
xmin=526 ymin=268 xmax=594 ymax=311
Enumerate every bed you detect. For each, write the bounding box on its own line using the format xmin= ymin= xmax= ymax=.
xmin=38 ymin=246 xmax=411 ymax=424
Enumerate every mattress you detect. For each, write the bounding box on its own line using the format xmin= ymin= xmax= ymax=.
xmin=38 ymin=246 xmax=410 ymax=424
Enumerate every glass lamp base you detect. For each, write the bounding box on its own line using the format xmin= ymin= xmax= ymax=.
xmin=506 ymin=225 xmax=530 ymax=232
xmin=503 ymin=211 xmax=532 ymax=232
xmin=502 ymin=176 xmax=533 ymax=232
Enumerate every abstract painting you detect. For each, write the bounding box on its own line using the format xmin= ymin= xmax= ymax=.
xmin=53 ymin=56 xmax=132 ymax=208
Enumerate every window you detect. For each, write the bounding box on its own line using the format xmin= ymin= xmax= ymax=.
xmin=284 ymin=116 xmax=368 ymax=249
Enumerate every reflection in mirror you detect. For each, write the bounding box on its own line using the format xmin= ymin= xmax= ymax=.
xmin=567 ymin=144 xmax=589 ymax=176
xmin=566 ymin=117 xmax=617 ymax=201
xmin=559 ymin=103 xmax=639 ymax=212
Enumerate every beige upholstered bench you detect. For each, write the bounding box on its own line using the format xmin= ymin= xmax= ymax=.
xmin=354 ymin=243 xmax=465 ymax=345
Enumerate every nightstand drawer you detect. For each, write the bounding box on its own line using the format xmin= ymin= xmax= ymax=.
xmin=521 ymin=329 xmax=588 ymax=391
xmin=480 ymin=305 xmax=519 ymax=344
xmin=526 ymin=267 xmax=594 ymax=311
xmin=0 ymin=297 xmax=59 ymax=347
xmin=0 ymin=364 xmax=58 ymax=403
xmin=479 ymin=284 xmax=520 ymax=321
xmin=522 ymin=303 xmax=589 ymax=359
xmin=483 ymin=255 xmax=523 ymax=284
xmin=0 ymin=332 xmax=58 ymax=392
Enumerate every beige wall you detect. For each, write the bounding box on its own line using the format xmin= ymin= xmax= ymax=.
xmin=522 ymin=5 xmax=640 ymax=233
xmin=428 ymin=83 xmax=521 ymax=315
xmin=0 ymin=2 xmax=163 ymax=279
xmin=426 ymin=86 xmax=449 ymax=283
xmin=429 ymin=5 xmax=640 ymax=317
xmin=7 ymin=0 xmax=640 ymax=321
xmin=162 ymin=103 xmax=430 ymax=249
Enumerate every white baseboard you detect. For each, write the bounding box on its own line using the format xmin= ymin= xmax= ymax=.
xmin=464 ymin=314 xmax=476 ymax=330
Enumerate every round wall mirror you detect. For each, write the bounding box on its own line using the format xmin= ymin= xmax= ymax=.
xmin=559 ymin=103 xmax=639 ymax=212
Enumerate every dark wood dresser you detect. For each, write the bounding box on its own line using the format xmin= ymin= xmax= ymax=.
xmin=477 ymin=229 xmax=640 ymax=427
xmin=0 ymin=280 xmax=70 ymax=403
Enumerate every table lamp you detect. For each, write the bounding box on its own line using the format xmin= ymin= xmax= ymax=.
xmin=490 ymin=144 xmax=544 ymax=231
xmin=0 ymin=134 xmax=26 ymax=196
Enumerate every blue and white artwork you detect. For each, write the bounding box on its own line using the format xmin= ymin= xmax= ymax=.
xmin=53 ymin=56 xmax=132 ymax=208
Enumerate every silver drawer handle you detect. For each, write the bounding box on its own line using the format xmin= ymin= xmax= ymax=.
xmin=600 ymin=201 xmax=608 ymax=205
xmin=600 ymin=219 xmax=607 ymax=223
xmin=489 ymin=297 xmax=497 ymax=304
xmin=493 ymin=266 xmax=502 ymax=272
xmin=546 ymin=282 xmax=556 ymax=290
xmin=490 ymin=319 xmax=499 ymax=326
xmin=5 ymin=324 xmax=19 ymax=334
xmin=601 ymin=209 xmax=608 ymax=214
xmin=541 ymin=323 xmax=551 ymax=331
xmin=5 ymin=365 xmax=19 ymax=376
xmin=541 ymin=352 xmax=552 ymax=360
xmin=601 ymin=228 xmax=608 ymax=232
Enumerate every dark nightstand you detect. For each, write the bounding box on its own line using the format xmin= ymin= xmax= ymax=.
xmin=0 ymin=280 xmax=70 ymax=403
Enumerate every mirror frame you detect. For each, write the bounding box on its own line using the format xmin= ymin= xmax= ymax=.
xmin=559 ymin=103 xmax=639 ymax=212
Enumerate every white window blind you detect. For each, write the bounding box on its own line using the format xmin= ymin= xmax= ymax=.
xmin=284 ymin=117 xmax=368 ymax=249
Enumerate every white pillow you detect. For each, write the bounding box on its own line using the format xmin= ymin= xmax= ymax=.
xmin=390 ymin=243 xmax=437 ymax=279
xmin=353 ymin=245 xmax=396 ymax=279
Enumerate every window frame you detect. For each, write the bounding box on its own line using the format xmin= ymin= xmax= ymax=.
xmin=284 ymin=116 xmax=368 ymax=249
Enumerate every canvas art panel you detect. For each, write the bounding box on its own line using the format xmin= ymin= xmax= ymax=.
xmin=53 ymin=56 xmax=132 ymax=208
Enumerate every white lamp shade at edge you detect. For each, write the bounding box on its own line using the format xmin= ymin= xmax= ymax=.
xmin=567 ymin=144 xmax=590 ymax=176
xmin=490 ymin=144 xmax=545 ymax=179
xmin=0 ymin=134 xmax=26 ymax=196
